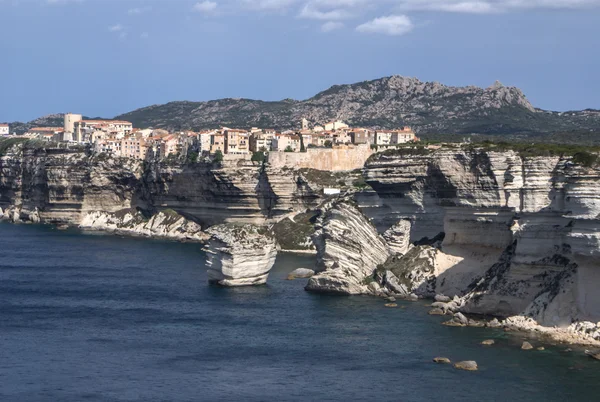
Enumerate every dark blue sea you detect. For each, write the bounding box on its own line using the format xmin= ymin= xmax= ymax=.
xmin=2 ymin=222 xmax=600 ymax=401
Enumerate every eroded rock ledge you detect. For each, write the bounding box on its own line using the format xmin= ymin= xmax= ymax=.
xmin=79 ymin=209 xmax=208 ymax=242
xmin=204 ymin=223 xmax=277 ymax=287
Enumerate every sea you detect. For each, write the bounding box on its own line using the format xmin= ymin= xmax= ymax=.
xmin=2 ymin=222 xmax=600 ymax=402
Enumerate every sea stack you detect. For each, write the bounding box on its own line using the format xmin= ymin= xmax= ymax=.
xmin=204 ymin=223 xmax=277 ymax=286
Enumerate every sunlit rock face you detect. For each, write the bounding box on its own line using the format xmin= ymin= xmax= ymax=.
xmin=360 ymin=148 xmax=600 ymax=326
xmin=204 ymin=224 xmax=277 ymax=287
xmin=79 ymin=209 xmax=208 ymax=242
xmin=305 ymin=201 xmax=391 ymax=295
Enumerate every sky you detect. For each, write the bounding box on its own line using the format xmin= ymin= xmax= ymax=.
xmin=1 ymin=0 xmax=599 ymax=122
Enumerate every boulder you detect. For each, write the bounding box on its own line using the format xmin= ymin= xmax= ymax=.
xmin=585 ymin=350 xmax=600 ymax=360
xmin=454 ymin=312 xmax=469 ymax=326
xmin=481 ymin=339 xmax=495 ymax=346
xmin=429 ymin=308 xmax=445 ymax=316
xmin=454 ymin=361 xmax=478 ymax=371
xmin=433 ymin=357 xmax=451 ymax=364
xmin=487 ymin=318 xmax=502 ymax=328
xmin=435 ymin=294 xmax=451 ymax=303
xmin=205 ymin=224 xmax=277 ymax=287
xmin=521 ymin=341 xmax=534 ymax=350
xmin=385 ymin=303 xmax=398 ymax=308
xmin=287 ymin=268 xmax=315 ymax=280
xmin=442 ymin=319 xmax=466 ymax=327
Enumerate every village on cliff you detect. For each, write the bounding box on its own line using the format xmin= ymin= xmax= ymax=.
xmin=0 ymin=115 xmax=418 ymax=161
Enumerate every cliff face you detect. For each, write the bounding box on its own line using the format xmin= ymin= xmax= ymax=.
xmin=0 ymin=145 xmax=332 ymax=230
xmin=3 ymin=142 xmax=600 ymax=330
xmin=361 ymin=148 xmax=600 ymax=325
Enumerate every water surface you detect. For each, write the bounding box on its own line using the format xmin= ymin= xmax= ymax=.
xmin=1 ymin=223 xmax=599 ymax=401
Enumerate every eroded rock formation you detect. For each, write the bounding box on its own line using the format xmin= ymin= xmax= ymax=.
xmin=204 ymin=224 xmax=277 ymax=286
xmin=79 ymin=209 xmax=208 ymax=242
xmin=305 ymin=201 xmax=391 ymax=294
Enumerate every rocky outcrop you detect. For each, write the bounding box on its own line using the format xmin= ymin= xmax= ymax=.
xmin=79 ymin=209 xmax=208 ymax=242
xmin=359 ymin=147 xmax=600 ymax=337
xmin=204 ymin=224 xmax=277 ymax=287
xmin=305 ymin=201 xmax=391 ymax=295
xmin=0 ymin=144 xmax=329 ymax=247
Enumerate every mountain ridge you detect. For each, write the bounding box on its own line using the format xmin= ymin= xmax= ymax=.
xmin=8 ymin=75 xmax=600 ymax=137
xmin=114 ymin=75 xmax=600 ymax=135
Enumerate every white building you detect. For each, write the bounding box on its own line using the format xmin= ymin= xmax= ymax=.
xmin=198 ymin=132 xmax=213 ymax=153
xmin=74 ymin=120 xmax=133 ymax=143
xmin=324 ymin=120 xmax=349 ymax=131
xmin=0 ymin=124 xmax=9 ymax=136
xmin=272 ymin=134 xmax=301 ymax=152
xmin=64 ymin=113 xmax=82 ymax=136
xmin=375 ymin=131 xmax=393 ymax=146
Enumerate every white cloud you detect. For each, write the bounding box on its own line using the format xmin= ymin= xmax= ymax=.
xmin=356 ymin=14 xmax=413 ymax=35
xmin=193 ymin=1 xmax=218 ymax=13
xmin=392 ymin=0 xmax=600 ymax=13
xmin=108 ymin=24 xmax=124 ymax=32
xmin=299 ymin=3 xmax=353 ymax=19
xmin=321 ymin=21 xmax=344 ymax=31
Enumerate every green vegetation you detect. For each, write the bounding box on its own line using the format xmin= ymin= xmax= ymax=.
xmin=324 ymin=140 xmax=333 ymax=148
xmin=251 ymin=151 xmax=266 ymax=163
xmin=352 ymin=175 xmax=370 ymax=189
xmin=464 ymin=141 xmax=600 ymax=166
xmin=0 ymin=138 xmax=29 ymax=156
xmin=572 ymin=152 xmax=599 ymax=168
xmin=272 ymin=211 xmax=318 ymax=250
xmin=213 ymin=150 xmax=223 ymax=164
xmin=187 ymin=151 xmax=199 ymax=163
xmin=0 ymin=138 xmax=49 ymax=156
xmin=284 ymin=146 xmax=294 ymax=153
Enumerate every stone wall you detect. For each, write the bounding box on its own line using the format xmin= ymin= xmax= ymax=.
xmin=268 ymin=144 xmax=373 ymax=171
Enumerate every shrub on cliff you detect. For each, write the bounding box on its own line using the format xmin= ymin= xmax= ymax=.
xmin=572 ymin=151 xmax=598 ymax=167
xmin=251 ymin=151 xmax=266 ymax=163
xmin=213 ymin=150 xmax=223 ymax=165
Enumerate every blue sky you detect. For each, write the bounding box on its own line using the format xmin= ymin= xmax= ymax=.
xmin=1 ymin=0 xmax=599 ymax=122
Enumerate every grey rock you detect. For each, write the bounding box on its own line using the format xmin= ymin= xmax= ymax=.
xmin=287 ymin=268 xmax=315 ymax=280
xmin=454 ymin=361 xmax=478 ymax=371
xmin=521 ymin=341 xmax=534 ymax=350
xmin=454 ymin=312 xmax=469 ymax=326
xmin=435 ymin=294 xmax=452 ymax=303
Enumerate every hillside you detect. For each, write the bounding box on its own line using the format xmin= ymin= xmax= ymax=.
xmin=115 ymin=76 xmax=600 ymax=135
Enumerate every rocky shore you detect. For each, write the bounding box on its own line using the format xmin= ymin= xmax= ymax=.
xmin=79 ymin=209 xmax=208 ymax=242
xmin=2 ymin=142 xmax=600 ymax=345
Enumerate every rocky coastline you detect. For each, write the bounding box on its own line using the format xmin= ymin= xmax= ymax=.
xmin=2 ymin=142 xmax=600 ymax=345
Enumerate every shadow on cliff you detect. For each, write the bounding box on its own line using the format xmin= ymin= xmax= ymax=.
xmin=134 ymin=160 xmax=248 ymax=228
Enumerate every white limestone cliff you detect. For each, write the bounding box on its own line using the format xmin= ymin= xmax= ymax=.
xmin=305 ymin=201 xmax=391 ymax=295
xmin=204 ymin=224 xmax=277 ymax=287
xmin=79 ymin=209 xmax=208 ymax=242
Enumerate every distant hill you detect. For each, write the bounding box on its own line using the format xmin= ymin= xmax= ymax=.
xmin=10 ymin=76 xmax=600 ymax=138
xmin=114 ymin=76 xmax=600 ymax=135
